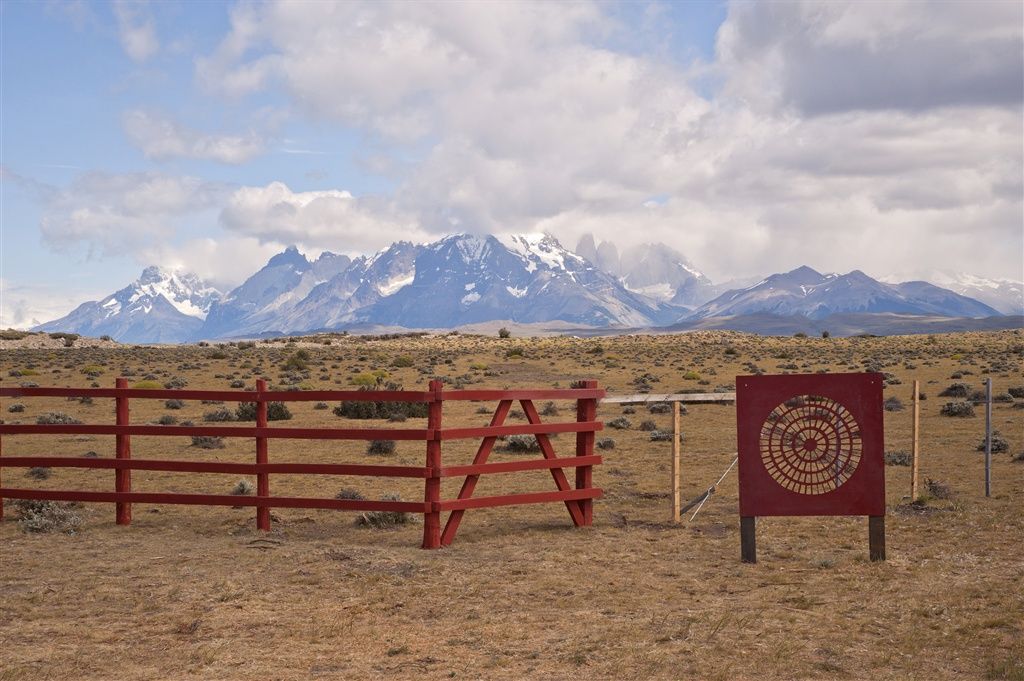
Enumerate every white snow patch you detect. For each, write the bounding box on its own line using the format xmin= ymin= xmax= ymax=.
xmin=505 ymin=285 xmax=528 ymax=298
xmin=378 ymin=271 xmax=415 ymax=296
xmin=464 ymin=283 xmax=476 ymax=291
xmin=460 ymin=292 xmax=481 ymax=305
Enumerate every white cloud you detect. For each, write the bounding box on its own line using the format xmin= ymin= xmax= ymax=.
xmin=39 ymin=172 xmax=229 ymax=257
xmin=122 ymin=110 xmax=265 ymax=163
xmin=192 ymin=0 xmax=1023 ymax=281
xmin=113 ymin=0 xmax=159 ymax=62
xmin=137 ymin=236 xmax=283 ymax=290
xmin=219 ymin=181 xmax=431 ymax=254
xmin=0 ymin=279 xmax=104 ymax=329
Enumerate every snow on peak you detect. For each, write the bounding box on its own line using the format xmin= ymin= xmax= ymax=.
xmin=128 ymin=266 xmax=222 ymax=320
xmin=497 ymin=233 xmax=581 ymax=272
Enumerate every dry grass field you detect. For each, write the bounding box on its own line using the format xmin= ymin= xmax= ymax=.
xmin=1 ymin=329 xmax=1022 ymax=681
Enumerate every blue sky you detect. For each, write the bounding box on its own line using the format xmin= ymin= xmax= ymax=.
xmin=1 ymin=0 xmax=1021 ymax=327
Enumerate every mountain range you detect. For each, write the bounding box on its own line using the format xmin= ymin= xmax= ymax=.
xmin=33 ymin=233 xmax=1022 ymax=343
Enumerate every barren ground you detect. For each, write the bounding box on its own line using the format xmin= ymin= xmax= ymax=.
xmin=1 ymin=330 xmax=1022 ymax=680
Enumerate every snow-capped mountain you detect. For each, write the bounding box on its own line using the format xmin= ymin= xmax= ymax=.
xmin=34 ymin=266 xmax=221 ymax=343
xmin=200 ymin=246 xmax=352 ymax=338
xmin=883 ymin=272 xmax=1023 ymax=316
xmin=691 ymin=266 xmax=1001 ymax=320
xmin=365 ymin=234 xmax=678 ymax=328
xmin=33 ymin=238 xmax=1013 ymax=343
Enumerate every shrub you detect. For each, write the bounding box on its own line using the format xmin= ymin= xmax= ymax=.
xmin=638 ymin=419 xmax=657 ymax=431
xmin=940 ymin=401 xmax=975 ymax=417
xmin=203 ymin=408 xmax=236 ymax=422
xmin=390 ymin=355 xmax=414 ymax=368
xmin=156 ymin=414 xmax=177 ymax=425
xmin=608 ymin=417 xmax=631 ymax=430
xmin=335 ymin=488 xmax=365 ymax=501
xmin=505 ymin=347 xmax=525 ymax=358
xmin=7 ymin=403 xmax=25 ymax=413
xmin=132 ymin=380 xmax=163 ymax=390
xmin=36 ymin=412 xmax=82 ymax=425
xmin=596 ymin=437 xmax=615 ymax=450
xmin=191 ymin=436 xmax=225 ymax=449
xmin=925 ymin=478 xmax=954 ymax=500
xmin=230 ymin=479 xmax=254 ymax=496
xmin=540 ymin=401 xmax=559 ymax=416
xmin=314 ymin=401 xmax=329 ymax=410
xmin=1008 ymin=387 xmax=1024 ymax=399
xmin=938 ymin=382 xmax=971 ymax=398
xmin=164 ymin=399 xmax=185 ymax=410
xmin=883 ymin=397 xmax=904 ymax=412
xmin=283 ymin=350 xmax=310 ymax=371
xmin=724 ymin=346 xmax=738 ymax=356
xmin=977 ymin=431 xmax=1009 ymax=454
xmin=885 ymin=450 xmax=912 ymax=466
xmin=648 ymin=402 xmax=672 ymax=414
xmin=682 ymin=371 xmax=700 ymax=381
xmin=230 ymin=379 xmax=246 ymax=389
xmin=235 ymin=401 xmax=292 ymax=421
xmin=12 ymin=499 xmax=82 ymax=534
xmin=27 ymin=466 xmax=51 ymax=480
xmin=367 ymin=440 xmax=396 ymax=456
xmin=355 ymin=494 xmax=418 ymax=528
xmin=821 ymin=330 xmax=831 ymax=338
xmin=501 ymin=435 xmax=541 ymax=453
xmin=649 ymin=430 xmax=675 ymax=442
xmin=332 ymin=389 xmax=428 ymax=420
xmin=498 ymin=327 xmax=511 ymax=339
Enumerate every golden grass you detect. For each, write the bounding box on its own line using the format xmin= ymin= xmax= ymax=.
xmin=1 ymin=329 xmax=1022 ymax=680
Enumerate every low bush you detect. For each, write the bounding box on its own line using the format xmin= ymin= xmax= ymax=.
xmin=356 ymin=494 xmax=418 ymax=528
xmin=335 ymin=488 xmax=365 ymax=500
xmin=235 ymin=401 xmax=292 ymax=421
xmin=36 ymin=412 xmax=82 ymax=425
xmin=12 ymin=499 xmax=82 ymax=534
xmin=596 ymin=437 xmax=615 ymax=450
xmin=132 ymin=380 xmax=163 ymax=390
xmin=191 ymin=436 xmax=225 ymax=449
xmin=977 ymin=431 xmax=1009 ymax=454
xmin=883 ymin=397 xmax=904 ymax=412
xmin=647 ymin=403 xmax=672 ymax=414
xmin=230 ymin=479 xmax=254 ymax=496
xmin=638 ymin=420 xmax=657 ymax=431
xmin=940 ymin=401 xmax=975 ymax=417
xmin=156 ymin=414 xmax=177 ymax=425
xmin=885 ymin=450 xmax=912 ymax=466
xmin=501 ymin=434 xmax=541 ymax=453
xmin=608 ymin=417 xmax=631 ymax=430
xmin=27 ymin=466 xmax=51 ymax=480
xmin=7 ymin=403 xmax=25 ymax=413
xmin=367 ymin=440 xmax=396 ymax=456
xmin=203 ymin=408 xmax=236 ymax=422
xmin=938 ymin=382 xmax=970 ymax=398
xmin=164 ymin=399 xmax=185 ymax=410
xmin=649 ymin=430 xmax=675 ymax=442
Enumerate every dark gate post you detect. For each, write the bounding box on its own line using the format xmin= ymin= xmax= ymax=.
xmin=115 ymin=377 xmax=132 ymax=525
xmin=740 ymin=516 xmax=756 ymax=563
xmin=869 ymin=516 xmax=886 ymax=561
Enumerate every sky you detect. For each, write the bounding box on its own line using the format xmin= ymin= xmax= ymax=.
xmin=1 ymin=0 xmax=1022 ymax=328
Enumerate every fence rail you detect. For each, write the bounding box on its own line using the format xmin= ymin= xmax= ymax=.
xmin=0 ymin=379 xmax=604 ymax=548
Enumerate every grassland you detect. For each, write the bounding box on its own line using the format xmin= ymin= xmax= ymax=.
xmin=1 ymin=329 xmax=1022 ymax=680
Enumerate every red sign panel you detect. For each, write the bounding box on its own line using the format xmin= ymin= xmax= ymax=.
xmin=736 ymin=373 xmax=885 ymax=517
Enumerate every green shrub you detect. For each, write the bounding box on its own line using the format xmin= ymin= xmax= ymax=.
xmin=36 ymin=412 xmax=82 ymax=425
xmin=498 ymin=327 xmax=511 ymax=339
xmin=235 ymin=401 xmax=292 ymax=421
xmin=940 ymin=401 xmax=975 ymax=417
xmin=390 ymin=355 xmax=414 ymax=368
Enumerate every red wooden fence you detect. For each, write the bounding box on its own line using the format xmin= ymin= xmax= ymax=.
xmin=0 ymin=379 xmax=604 ymax=548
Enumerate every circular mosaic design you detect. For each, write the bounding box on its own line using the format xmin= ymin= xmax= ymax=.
xmin=759 ymin=395 xmax=862 ymax=495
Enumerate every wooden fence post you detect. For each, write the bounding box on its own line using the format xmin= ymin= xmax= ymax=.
xmin=256 ymin=378 xmax=270 ymax=531
xmin=575 ymin=380 xmax=598 ymax=526
xmin=422 ymin=379 xmax=443 ymax=549
xmin=672 ymin=400 xmax=681 ymax=523
xmin=740 ymin=516 xmax=756 ymax=563
xmin=911 ymin=380 xmax=920 ymax=501
xmin=0 ymin=412 xmax=4 ymax=522
xmin=115 ymin=377 xmax=132 ymax=525
xmin=984 ymin=377 xmax=992 ymax=498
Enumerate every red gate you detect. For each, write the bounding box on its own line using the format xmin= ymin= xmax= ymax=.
xmin=0 ymin=379 xmax=604 ymax=549
xmin=735 ymin=373 xmax=885 ymax=562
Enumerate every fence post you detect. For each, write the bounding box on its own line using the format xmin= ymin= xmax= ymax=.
xmin=422 ymin=379 xmax=443 ymax=549
xmin=984 ymin=377 xmax=992 ymax=498
xmin=0 ymin=410 xmax=4 ymax=521
xmin=256 ymin=378 xmax=271 ymax=531
xmin=672 ymin=400 xmax=681 ymax=523
xmin=115 ymin=377 xmax=132 ymax=525
xmin=575 ymin=380 xmax=598 ymax=526
xmin=911 ymin=380 xmax=920 ymax=500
